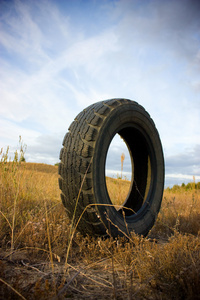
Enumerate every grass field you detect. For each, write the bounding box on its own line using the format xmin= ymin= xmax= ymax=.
xmin=0 ymin=153 xmax=200 ymax=299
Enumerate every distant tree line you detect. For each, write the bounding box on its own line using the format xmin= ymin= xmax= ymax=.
xmin=167 ymin=181 xmax=200 ymax=191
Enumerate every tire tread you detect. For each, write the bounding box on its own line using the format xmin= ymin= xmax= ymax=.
xmin=58 ymin=99 xmax=163 ymax=236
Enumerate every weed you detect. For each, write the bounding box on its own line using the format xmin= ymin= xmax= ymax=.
xmin=0 ymin=144 xmax=200 ymax=299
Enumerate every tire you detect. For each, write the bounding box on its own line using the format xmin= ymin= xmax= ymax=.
xmin=58 ymin=99 xmax=165 ymax=237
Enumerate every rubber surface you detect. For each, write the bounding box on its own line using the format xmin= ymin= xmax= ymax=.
xmin=59 ymin=99 xmax=165 ymax=237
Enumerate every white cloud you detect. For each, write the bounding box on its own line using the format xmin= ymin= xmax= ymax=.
xmin=166 ymin=174 xmax=200 ymax=180
xmin=0 ymin=0 xmax=200 ymax=185
xmin=0 ymin=0 xmax=119 ymax=129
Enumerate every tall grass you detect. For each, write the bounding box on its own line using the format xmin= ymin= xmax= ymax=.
xmin=0 ymin=146 xmax=66 ymax=257
xmin=0 ymin=145 xmax=200 ymax=299
xmin=106 ymin=176 xmax=131 ymax=207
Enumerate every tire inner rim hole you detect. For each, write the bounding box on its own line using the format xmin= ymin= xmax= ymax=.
xmin=105 ymin=133 xmax=132 ymax=211
xmin=105 ymin=129 xmax=152 ymax=215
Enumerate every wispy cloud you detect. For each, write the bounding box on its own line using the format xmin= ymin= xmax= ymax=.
xmin=113 ymin=0 xmax=200 ymax=62
xmin=0 ymin=0 xmax=200 ymax=186
xmin=166 ymin=144 xmax=200 ymax=175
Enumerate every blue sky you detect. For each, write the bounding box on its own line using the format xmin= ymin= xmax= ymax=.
xmin=0 ymin=0 xmax=200 ymax=187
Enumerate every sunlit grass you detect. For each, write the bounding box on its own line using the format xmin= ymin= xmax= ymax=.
xmin=106 ymin=176 xmax=131 ymax=206
xmin=0 ymin=146 xmax=200 ymax=299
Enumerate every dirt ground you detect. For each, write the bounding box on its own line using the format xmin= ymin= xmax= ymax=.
xmin=0 ymin=234 xmax=172 ymax=300
xmin=0 ymin=245 xmax=162 ymax=300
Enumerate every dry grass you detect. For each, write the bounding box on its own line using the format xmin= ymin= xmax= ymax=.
xmin=106 ymin=177 xmax=131 ymax=206
xmin=152 ymin=188 xmax=200 ymax=238
xmin=0 ymin=147 xmax=200 ymax=299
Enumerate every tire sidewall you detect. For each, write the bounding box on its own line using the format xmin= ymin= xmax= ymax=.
xmin=93 ymin=101 xmax=164 ymax=236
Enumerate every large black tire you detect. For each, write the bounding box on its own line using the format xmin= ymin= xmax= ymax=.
xmin=58 ymin=99 xmax=165 ymax=237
